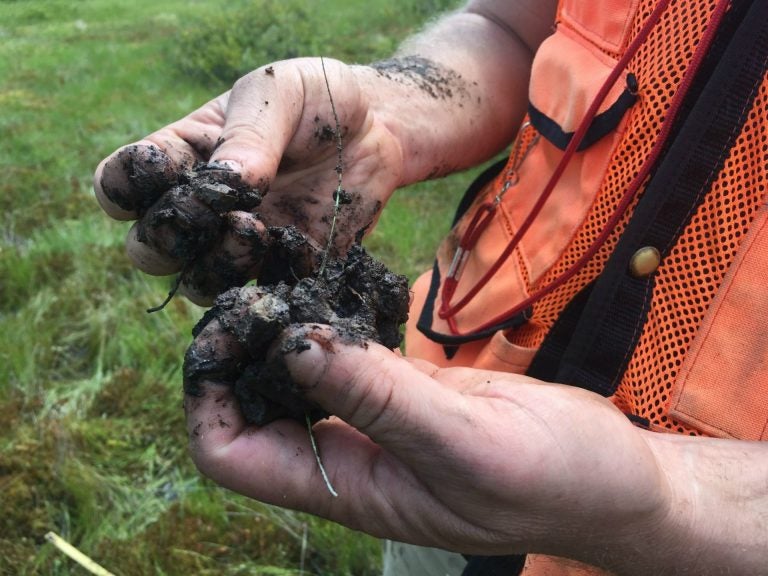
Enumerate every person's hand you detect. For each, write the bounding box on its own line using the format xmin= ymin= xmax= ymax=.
xmin=94 ymin=58 xmax=404 ymax=304
xmin=183 ymin=322 xmax=672 ymax=562
xmin=93 ymin=1 xmax=557 ymax=306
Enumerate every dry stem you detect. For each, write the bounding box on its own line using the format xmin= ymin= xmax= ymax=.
xmin=317 ymin=56 xmax=345 ymax=277
xmin=44 ymin=532 xmax=116 ymax=576
xmin=306 ymin=413 xmax=339 ymax=497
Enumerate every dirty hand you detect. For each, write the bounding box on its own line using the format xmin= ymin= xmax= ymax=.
xmin=184 ymin=324 xmax=673 ymax=563
xmin=94 ymin=58 xmax=403 ymax=304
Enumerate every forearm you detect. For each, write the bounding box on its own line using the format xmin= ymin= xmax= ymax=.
xmin=352 ymin=1 xmax=556 ymax=185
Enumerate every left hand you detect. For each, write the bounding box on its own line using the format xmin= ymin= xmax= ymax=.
xmin=93 ymin=58 xmax=405 ymax=304
xmin=183 ymin=323 xmax=671 ymax=560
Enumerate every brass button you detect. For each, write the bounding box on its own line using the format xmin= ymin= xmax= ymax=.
xmin=629 ymin=246 xmax=661 ymax=278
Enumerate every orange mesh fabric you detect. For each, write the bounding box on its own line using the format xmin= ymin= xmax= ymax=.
xmin=504 ymin=0 xmax=768 ymax=434
xmin=613 ymin=78 xmax=768 ymax=434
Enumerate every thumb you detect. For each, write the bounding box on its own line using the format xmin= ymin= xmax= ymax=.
xmin=282 ymin=326 xmax=457 ymax=450
xmin=209 ymin=63 xmax=304 ymax=188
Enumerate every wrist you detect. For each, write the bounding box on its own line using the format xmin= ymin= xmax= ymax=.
xmin=638 ymin=433 xmax=768 ymax=574
xmin=350 ymin=61 xmax=486 ymax=186
xmin=542 ymin=430 xmax=677 ymax=572
xmin=350 ymin=12 xmax=535 ymax=186
xmin=574 ymin=431 xmax=768 ymax=575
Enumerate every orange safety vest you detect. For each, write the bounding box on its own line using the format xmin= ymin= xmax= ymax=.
xmin=406 ymin=0 xmax=768 ymax=573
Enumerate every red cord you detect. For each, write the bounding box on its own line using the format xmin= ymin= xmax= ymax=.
xmin=439 ymin=0 xmax=731 ymax=336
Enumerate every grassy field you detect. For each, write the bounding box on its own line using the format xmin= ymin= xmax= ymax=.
xmin=0 ymin=1 xmax=477 ymax=574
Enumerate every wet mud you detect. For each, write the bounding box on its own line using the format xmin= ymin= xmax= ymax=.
xmin=100 ymin=145 xmax=185 ymax=214
xmin=112 ymin=146 xmax=410 ymax=425
xmin=184 ymin=244 xmax=409 ymax=426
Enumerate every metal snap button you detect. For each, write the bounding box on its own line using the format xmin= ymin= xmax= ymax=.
xmin=629 ymin=246 xmax=661 ymax=278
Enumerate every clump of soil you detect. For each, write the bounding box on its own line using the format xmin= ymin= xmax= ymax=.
xmin=136 ymin=161 xmax=266 ymax=265
xmin=185 ymin=245 xmax=409 ymax=425
xmin=175 ymin=168 xmax=410 ymax=426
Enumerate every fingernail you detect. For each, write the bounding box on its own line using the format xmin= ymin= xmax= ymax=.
xmin=207 ymin=159 xmax=242 ymax=173
xmin=281 ymin=329 xmax=332 ymax=393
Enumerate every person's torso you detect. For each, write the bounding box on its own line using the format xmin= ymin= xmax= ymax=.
xmin=407 ymin=0 xmax=768 ymax=572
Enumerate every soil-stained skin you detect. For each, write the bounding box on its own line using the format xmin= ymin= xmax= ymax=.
xmin=134 ymin=162 xmax=314 ymax=298
xmin=183 ymin=244 xmax=410 ymax=426
xmin=100 ymin=145 xmax=184 ymax=214
xmin=135 ymin=162 xmax=264 ymax=259
xmin=370 ymin=56 xmax=471 ymax=101
xmin=369 ymin=56 xmax=471 ymax=181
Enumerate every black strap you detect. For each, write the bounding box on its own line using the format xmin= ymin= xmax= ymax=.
xmin=525 ymin=281 xmax=595 ymax=382
xmin=461 ymin=553 xmax=526 ymax=576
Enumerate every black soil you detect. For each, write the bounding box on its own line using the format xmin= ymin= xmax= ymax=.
xmin=184 ymin=245 xmax=409 ymax=425
xmin=137 ymin=162 xmax=264 ymax=263
xmin=172 ymin=168 xmax=410 ymax=426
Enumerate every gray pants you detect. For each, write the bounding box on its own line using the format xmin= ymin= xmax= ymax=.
xmin=382 ymin=541 xmax=466 ymax=576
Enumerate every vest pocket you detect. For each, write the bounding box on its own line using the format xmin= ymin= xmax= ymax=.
xmin=668 ymin=204 xmax=768 ymax=441
xmin=500 ymin=23 xmax=636 ymax=288
xmin=527 ymin=24 xmax=636 ymax=148
xmin=559 ymin=0 xmax=641 ymax=54
xmin=431 ymin=21 xmax=638 ymax=337
xmin=472 ymin=331 xmax=538 ymax=374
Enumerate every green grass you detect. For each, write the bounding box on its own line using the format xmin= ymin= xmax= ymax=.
xmin=0 ymin=0 xmax=474 ymax=574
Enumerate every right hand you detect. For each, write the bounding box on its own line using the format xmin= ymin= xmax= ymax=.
xmin=183 ymin=322 xmax=672 ymax=566
xmin=94 ymin=57 xmax=405 ymax=305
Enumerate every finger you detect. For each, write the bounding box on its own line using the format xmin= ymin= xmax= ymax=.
xmin=126 ymin=182 xmax=222 ymax=276
xmin=179 ymin=214 xmax=325 ymax=306
xmin=95 ymin=95 xmax=229 ymax=220
xmin=186 ymin=393 xmax=440 ymax=542
xmin=186 ymin=402 xmax=354 ymax=515
xmin=185 ymin=381 xmax=247 ymax=458
xmin=178 ymin=211 xmax=270 ymax=306
xmin=210 ymin=60 xmax=366 ymax=191
xmin=254 ymin=224 xmax=323 ymax=286
xmin=95 ymin=142 xmax=186 ymax=220
xmin=183 ymin=311 xmax=249 ymax=397
xmin=208 ymin=63 xmax=304 ymax=188
xmin=183 ymin=311 xmax=251 ymax=460
xmin=184 ymin=387 xmax=367 ymax=522
xmin=126 ymin=222 xmax=182 ymax=275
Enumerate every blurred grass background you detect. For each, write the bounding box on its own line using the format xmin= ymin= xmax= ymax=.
xmin=0 ymin=0 xmax=479 ymax=574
